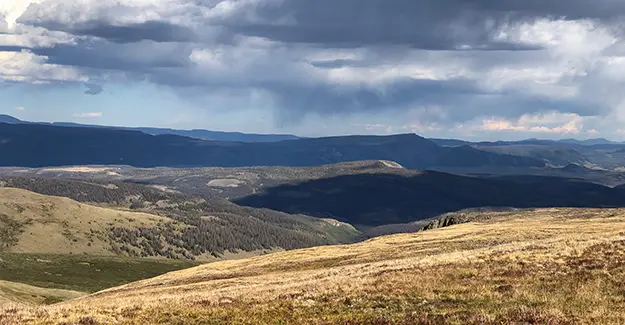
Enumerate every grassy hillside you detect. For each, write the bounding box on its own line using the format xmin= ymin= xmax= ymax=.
xmin=0 ymin=187 xmax=358 ymax=260
xmin=0 ymin=253 xmax=197 ymax=306
xmin=0 ymin=187 xmax=169 ymax=255
xmin=6 ymin=208 xmax=625 ymax=324
xmin=0 ymin=253 xmax=197 ymax=294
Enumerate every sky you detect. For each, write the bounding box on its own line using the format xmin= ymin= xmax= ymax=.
xmin=3 ymin=1 xmax=625 ymax=140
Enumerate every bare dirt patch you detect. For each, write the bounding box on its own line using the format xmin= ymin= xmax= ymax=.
xmin=207 ymin=179 xmax=244 ymax=188
xmin=40 ymin=167 xmax=117 ymax=174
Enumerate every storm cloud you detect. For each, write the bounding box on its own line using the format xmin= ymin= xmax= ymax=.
xmin=2 ymin=0 xmax=625 ymax=138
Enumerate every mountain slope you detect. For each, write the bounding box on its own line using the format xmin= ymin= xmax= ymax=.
xmin=7 ymin=208 xmax=625 ymax=324
xmin=0 ymin=122 xmax=544 ymax=169
xmin=474 ymin=144 xmax=589 ymax=166
xmin=0 ymin=115 xmax=21 ymax=124
xmin=235 ymin=171 xmax=625 ymax=226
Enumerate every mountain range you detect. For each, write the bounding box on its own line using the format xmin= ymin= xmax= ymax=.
xmin=5 ymin=113 xmax=625 ymax=188
xmin=0 ymin=121 xmax=544 ymax=169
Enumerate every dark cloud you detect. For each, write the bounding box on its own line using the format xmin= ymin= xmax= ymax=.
xmin=269 ymin=79 xmax=606 ymax=125
xmin=29 ymin=41 xmax=193 ymax=71
xmin=220 ymin=1 xmax=504 ymax=50
xmin=0 ymin=45 xmax=27 ymax=52
xmin=464 ymin=0 xmax=625 ymax=19
xmin=309 ymin=59 xmax=366 ymax=69
xmin=19 ymin=18 xmax=197 ymax=43
xmin=78 ymin=21 xmax=197 ymax=43
xmin=217 ymin=0 xmax=624 ymax=50
xmin=250 ymin=78 xmax=489 ymax=123
xmin=84 ymin=83 xmax=103 ymax=95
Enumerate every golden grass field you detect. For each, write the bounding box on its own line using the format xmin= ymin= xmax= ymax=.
xmin=3 ymin=207 xmax=625 ymax=324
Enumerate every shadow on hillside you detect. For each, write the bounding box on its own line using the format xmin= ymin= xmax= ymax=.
xmin=234 ymin=172 xmax=625 ymax=227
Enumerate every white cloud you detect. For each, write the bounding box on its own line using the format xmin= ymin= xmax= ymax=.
xmin=479 ymin=112 xmax=584 ymax=135
xmin=0 ymin=25 xmax=76 ymax=48
xmin=0 ymin=50 xmax=86 ymax=83
xmin=14 ymin=106 xmax=25 ymax=111
xmin=73 ymin=112 xmax=103 ymax=118
xmin=483 ymin=19 xmax=618 ymax=101
xmin=359 ymin=123 xmax=394 ymax=133
xmin=495 ymin=19 xmax=616 ymax=58
xmin=18 ymin=0 xmax=180 ymax=26
xmin=0 ymin=0 xmax=44 ymax=29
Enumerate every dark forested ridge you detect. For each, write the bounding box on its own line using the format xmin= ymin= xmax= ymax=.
xmin=109 ymin=199 xmax=358 ymax=259
xmin=0 ymin=122 xmax=544 ymax=169
xmin=0 ymin=176 xmax=176 ymax=204
xmin=235 ymin=171 xmax=625 ymax=226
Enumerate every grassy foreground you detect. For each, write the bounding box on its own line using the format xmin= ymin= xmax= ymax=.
xmin=3 ymin=208 xmax=625 ymax=324
xmin=0 ymin=281 xmax=84 ymax=306
xmin=0 ymin=253 xmax=198 ymax=293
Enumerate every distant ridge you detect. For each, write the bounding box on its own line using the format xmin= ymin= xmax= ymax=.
xmin=0 ymin=122 xmax=545 ymax=169
xmin=558 ymin=138 xmax=622 ymax=146
xmin=430 ymin=137 xmax=625 ymax=147
xmin=0 ymin=114 xmax=22 ymax=124
xmin=50 ymin=122 xmax=301 ymax=143
xmin=0 ymin=114 xmax=300 ymax=143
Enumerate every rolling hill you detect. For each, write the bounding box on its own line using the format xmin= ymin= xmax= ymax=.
xmin=5 ymin=207 xmax=625 ymax=324
xmin=0 ymin=187 xmax=358 ymax=260
xmin=0 ymin=187 xmax=169 ymax=255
